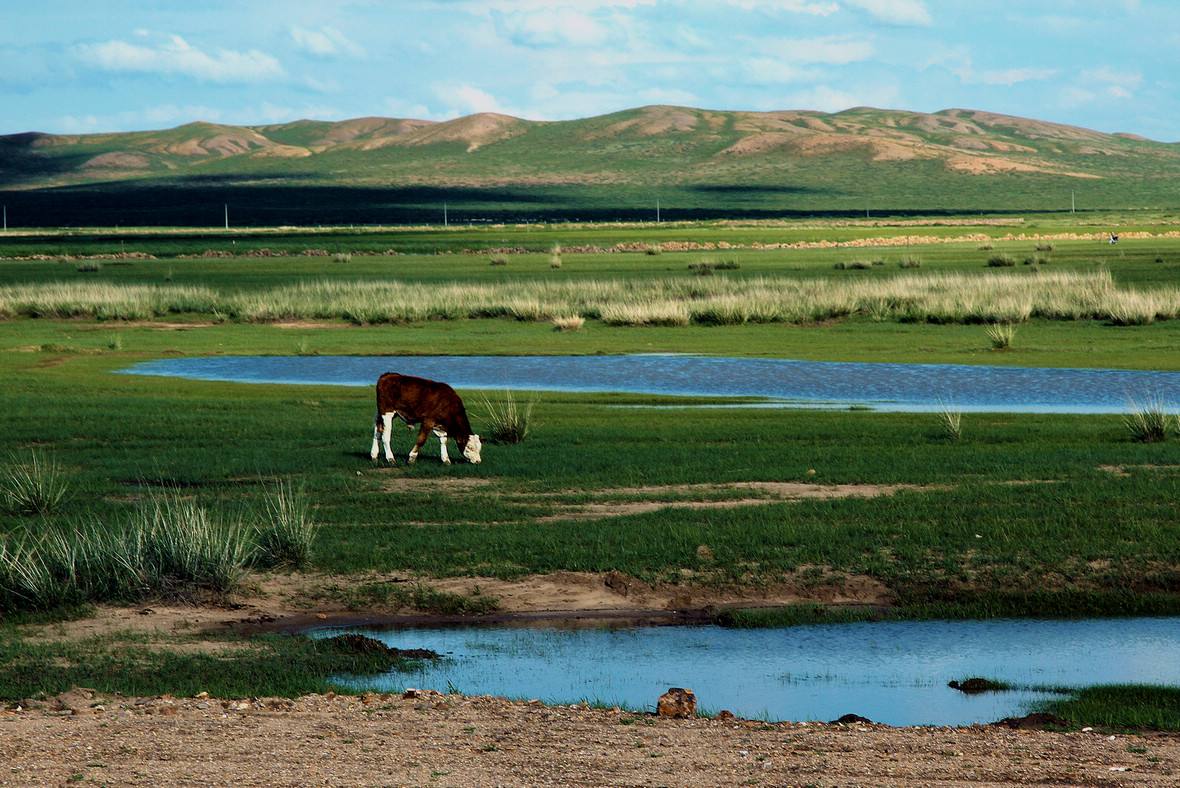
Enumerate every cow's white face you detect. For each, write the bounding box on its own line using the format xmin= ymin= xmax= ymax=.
xmin=463 ymin=434 xmax=482 ymax=464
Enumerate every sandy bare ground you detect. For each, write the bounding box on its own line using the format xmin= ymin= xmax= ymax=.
xmin=23 ymin=565 xmax=891 ymax=646
xmin=1 ymin=691 xmax=1176 ymax=786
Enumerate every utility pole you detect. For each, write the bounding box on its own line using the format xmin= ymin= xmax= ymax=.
xmin=656 ymin=198 xmax=660 ymax=224
xmin=2 ymin=205 xmax=6 ymax=232
xmin=1071 ymin=190 xmax=1076 ymax=214
xmin=444 ymin=202 xmax=448 ymax=228
xmin=224 ymin=204 xmax=229 ymax=230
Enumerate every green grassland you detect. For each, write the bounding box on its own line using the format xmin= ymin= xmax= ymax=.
xmin=2 ymin=217 xmax=1180 ymax=724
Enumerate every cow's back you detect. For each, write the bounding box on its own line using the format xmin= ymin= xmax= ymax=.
xmin=376 ymin=372 xmax=464 ymax=426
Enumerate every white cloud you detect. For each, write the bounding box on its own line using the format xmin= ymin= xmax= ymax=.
xmin=290 ymin=26 xmax=366 ymax=58
xmin=761 ymin=35 xmax=875 ymax=65
xmin=844 ymin=0 xmax=932 ymax=26
xmin=976 ymin=67 xmax=1057 ymax=86
xmin=782 ymin=83 xmax=899 ymax=112
xmin=743 ymin=58 xmax=820 ymax=84
xmin=75 ymin=34 xmax=283 ymax=83
xmin=493 ymin=8 xmax=610 ymax=47
xmin=1084 ymin=67 xmax=1142 ymax=88
xmin=724 ymin=0 xmax=838 ymax=15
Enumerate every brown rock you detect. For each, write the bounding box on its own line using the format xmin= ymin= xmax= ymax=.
xmin=657 ymin=688 xmax=697 ymax=719
xmin=603 ymin=571 xmax=631 ymax=596
xmin=716 ymin=710 xmax=735 ymax=721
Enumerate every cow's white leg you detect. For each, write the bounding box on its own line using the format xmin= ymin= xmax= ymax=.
xmin=435 ymin=429 xmax=450 ymax=464
xmin=370 ymin=418 xmax=381 ymax=461
xmin=381 ymin=413 xmax=395 ymax=463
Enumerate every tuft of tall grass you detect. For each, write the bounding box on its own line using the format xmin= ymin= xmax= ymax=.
xmin=0 ymin=493 xmax=251 ymax=611
xmin=332 ymin=252 xmax=352 ymax=263
xmin=254 ymin=481 xmax=317 ymax=570
xmin=688 ymin=262 xmax=714 ymax=276
xmin=898 ymin=256 xmax=922 ymax=269
xmin=938 ymin=408 xmax=963 ymax=442
xmin=489 ymin=255 xmax=509 ymax=266
xmin=986 ymin=322 xmax=1016 ymax=350
xmin=479 ymin=391 xmax=535 ymax=444
xmin=1 ymin=450 xmax=70 ymax=516
xmin=1035 ymin=243 xmax=1055 ymax=252
xmin=75 ymin=262 xmax=102 ymax=273
xmin=644 ymin=245 xmax=661 ymax=256
xmin=1124 ymin=400 xmax=1175 ymax=443
xmin=551 ymin=315 xmax=585 ymax=332
xmin=987 ymin=255 xmax=1017 ymax=267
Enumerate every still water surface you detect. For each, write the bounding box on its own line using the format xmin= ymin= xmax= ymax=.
xmin=122 ymin=354 xmax=1180 ymax=413
xmin=314 ymin=617 xmax=1180 ymax=726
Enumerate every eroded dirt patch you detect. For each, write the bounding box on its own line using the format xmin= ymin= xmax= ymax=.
xmin=535 ymin=481 xmax=929 ymax=523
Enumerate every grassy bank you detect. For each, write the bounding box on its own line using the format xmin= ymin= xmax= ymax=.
xmin=0 ymin=629 xmax=420 ymax=701
xmin=1037 ymin=685 xmax=1180 ymax=732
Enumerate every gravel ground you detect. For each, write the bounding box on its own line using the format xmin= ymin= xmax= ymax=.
xmin=2 ymin=691 xmax=1177 ymax=786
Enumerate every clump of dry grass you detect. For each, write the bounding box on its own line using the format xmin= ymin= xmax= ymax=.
xmin=489 ymin=255 xmax=509 ymax=266
xmin=552 ymin=315 xmax=585 ymax=332
xmin=986 ymin=323 xmax=1016 ymax=350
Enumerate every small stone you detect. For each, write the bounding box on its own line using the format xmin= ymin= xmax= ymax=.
xmin=158 ymin=706 xmax=177 ymax=716
xmin=716 ymin=710 xmax=735 ymax=721
xmin=316 ymin=613 xmax=328 ymax=620
xmin=195 ymin=692 xmax=209 ymax=699
xmin=806 ymin=468 xmax=817 ymax=477
xmin=657 ymin=688 xmax=696 ymax=719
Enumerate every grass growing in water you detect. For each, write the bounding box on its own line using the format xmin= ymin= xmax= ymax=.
xmin=1124 ymin=400 xmax=1175 ymax=443
xmin=479 ymin=391 xmax=535 ymax=444
xmin=1 ymin=450 xmax=69 ymax=516
xmin=254 ymin=481 xmax=318 ymax=570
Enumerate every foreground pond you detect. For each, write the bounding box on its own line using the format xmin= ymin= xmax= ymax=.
xmin=313 ymin=617 xmax=1180 ymax=726
xmin=123 ymin=354 xmax=1180 ymax=413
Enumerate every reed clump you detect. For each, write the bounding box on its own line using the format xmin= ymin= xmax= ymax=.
xmin=1 ymin=450 xmax=69 ymax=516
xmin=987 ymin=255 xmax=1017 ymax=267
xmin=254 ymin=481 xmax=317 ymax=570
xmin=0 ymin=493 xmax=251 ymax=611
xmin=938 ymin=408 xmax=963 ymax=442
xmin=479 ymin=391 xmax=535 ymax=444
xmin=1124 ymin=401 xmax=1175 ymax=443
xmin=986 ymin=323 xmax=1016 ymax=350
xmin=552 ymin=315 xmax=585 ymax=332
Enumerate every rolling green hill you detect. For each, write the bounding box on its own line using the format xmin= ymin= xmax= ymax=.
xmin=2 ymin=105 xmax=1179 ymax=225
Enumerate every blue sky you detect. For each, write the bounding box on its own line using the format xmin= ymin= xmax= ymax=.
xmin=2 ymin=1 xmax=1176 ymax=140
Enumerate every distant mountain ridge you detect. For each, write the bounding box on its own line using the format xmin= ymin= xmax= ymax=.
xmin=3 ymin=105 xmax=1176 ymax=187
xmin=2 ymin=105 xmax=1178 ymax=224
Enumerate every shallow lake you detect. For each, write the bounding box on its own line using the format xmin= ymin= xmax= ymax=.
xmin=313 ymin=617 xmax=1180 ymax=726
xmin=123 ymin=354 xmax=1180 ymax=413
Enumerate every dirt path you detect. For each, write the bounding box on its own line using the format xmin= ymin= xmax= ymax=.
xmin=2 ymin=692 xmax=1175 ymax=786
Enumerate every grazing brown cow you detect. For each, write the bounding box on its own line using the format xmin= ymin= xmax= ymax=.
xmin=369 ymin=373 xmax=482 ymax=465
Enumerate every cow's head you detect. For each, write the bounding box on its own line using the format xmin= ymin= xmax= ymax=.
xmin=460 ymin=434 xmax=482 ymax=464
